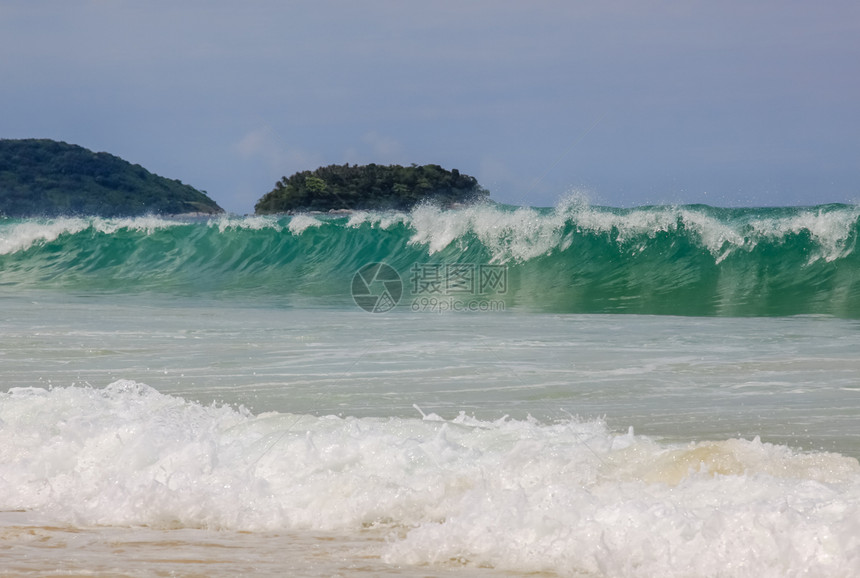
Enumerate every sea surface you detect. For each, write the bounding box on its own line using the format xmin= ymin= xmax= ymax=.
xmin=1 ymin=201 xmax=859 ymax=577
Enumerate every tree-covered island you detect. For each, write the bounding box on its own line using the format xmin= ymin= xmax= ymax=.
xmin=254 ymin=163 xmax=489 ymax=214
xmin=0 ymin=139 xmax=223 ymax=218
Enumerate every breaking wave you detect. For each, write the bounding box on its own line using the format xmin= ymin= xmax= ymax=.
xmin=1 ymin=200 xmax=858 ymax=316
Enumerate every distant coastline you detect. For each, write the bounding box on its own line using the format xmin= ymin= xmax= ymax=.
xmin=0 ymin=140 xmax=493 ymax=218
xmin=0 ymin=139 xmax=223 ymax=218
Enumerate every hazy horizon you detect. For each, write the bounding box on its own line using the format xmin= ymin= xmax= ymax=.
xmin=2 ymin=1 xmax=858 ymax=214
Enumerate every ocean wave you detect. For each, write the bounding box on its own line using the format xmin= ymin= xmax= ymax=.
xmin=1 ymin=203 xmax=858 ymax=316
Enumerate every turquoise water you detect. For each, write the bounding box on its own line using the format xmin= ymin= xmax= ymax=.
xmin=1 ymin=204 xmax=859 ymax=576
xmin=1 ymin=201 xmax=858 ymax=316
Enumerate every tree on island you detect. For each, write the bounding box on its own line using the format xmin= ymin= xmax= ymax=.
xmin=0 ymin=139 xmax=223 ymax=218
xmin=254 ymin=163 xmax=489 ymax=213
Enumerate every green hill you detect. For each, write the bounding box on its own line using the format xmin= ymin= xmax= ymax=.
xmin=0 ymin=139 xmax=223 ymax=218
xmin=255 ymin=163 xmax=489 ymax=214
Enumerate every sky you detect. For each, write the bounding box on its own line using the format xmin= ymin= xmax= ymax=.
xmin=2 ymin=0 xmax=858 ymax=214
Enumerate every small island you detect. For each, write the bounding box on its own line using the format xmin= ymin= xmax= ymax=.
xmin=254 ymin=163 xmax=488 ymax=214
xmin=0 ymin=139 xmax=223 ymax=218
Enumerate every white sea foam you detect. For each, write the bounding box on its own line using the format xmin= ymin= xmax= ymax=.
xmin=346 ymin=210 xmax=407 ymax=230
xmin=747 ymin=207 xmax=860 ymax=263
xmin=88 ymin=215 xmax=187 ymax=236
xmin=408 ymin=203 xmax=568 ymax=262
xmin=1 ymin=381 xmax=858 ymax=576
xmin=0 ymin=216 xmax=191 ymax=255
xmin=287 ymin=214 xmax=323 ymax=235
xmin=211 ymin=213 xmax=283 ymax=233
xmin=400 ymin=200 xmax=860 ymax=266
xmin=0 ymin=217 xmax=89 ymax=254
xmin=2 ymin=205 xmax=856 ymax=267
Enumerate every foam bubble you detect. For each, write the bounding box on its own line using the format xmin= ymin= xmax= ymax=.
xmin=1 ymin=382 xmax=858 ymax=576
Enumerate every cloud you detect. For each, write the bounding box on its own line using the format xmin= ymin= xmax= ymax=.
xmin=362 ymin=132 xmax=404 ymax=159
xmin=342 ymin=132 xmax=407 ymax=167
xmin=234 ymin=126 xmax=323 ymax=176
xmin=234 ymin=126 xmax=280 ymax=164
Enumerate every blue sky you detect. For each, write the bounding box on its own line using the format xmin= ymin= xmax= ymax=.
xmin=2 ymin=1 xmax=858 ymax=213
